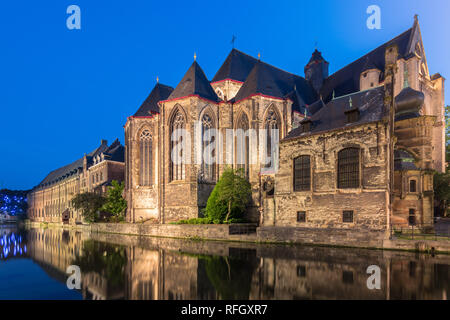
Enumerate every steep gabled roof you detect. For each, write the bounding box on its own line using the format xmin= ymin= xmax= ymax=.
xmin=167 ymin=61 xmax=219 ymax=103
xmin=103 ymin=139 xmax=125 ymax=162
xmin=35 ymin=139 xmax=124 ymax=188
xmin=319 ymin=27 xmax=414 ymax=102
xmin=233 ymin=60 xmax=318 ymax=104
xmin=134 ymin=83 xmax=174 ymax=116
xmin=211 ymin=49 xmax=259 ymax=83
xmin=285 ymin=86 xmax=385 ymax=140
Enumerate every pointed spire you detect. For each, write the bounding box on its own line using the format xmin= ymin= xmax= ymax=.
xmin=194 ymin=52 xmax=197 ymax=61
xmin=258 ymin=52 xmax=261 ymax=60
xmin=133 ymin=82 xmax=174 ymax=116
xmin=211 ymin=48 xmax=258 ymax=83
xmin=156 ymin=76 xmax=159 ymax=83
xmin=167 ymin=60 xmax=219 ymax=103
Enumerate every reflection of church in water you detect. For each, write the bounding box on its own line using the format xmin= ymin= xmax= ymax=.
xmin=23 ymin=228 xmax=450 ymax=300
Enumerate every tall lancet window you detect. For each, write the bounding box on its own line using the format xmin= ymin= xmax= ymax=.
xmin=139 ymin=130 xmax=152 ymax=186
xmin=403 ymin=62 xmax=409 ymax=88
xmin=170 ymin=109 xmax=186 ymax=181
xmin=201 ymin=113 xmax=215 ymax=182
xmin=236 ymin=113 xmax=250 ymax=177
xmin=264 ymin=108 xmax=280 ymax=170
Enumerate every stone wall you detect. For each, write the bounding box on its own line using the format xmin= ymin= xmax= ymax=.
xmin=257 ymin=226 xmax=386 ymax=248
xmin=270 ymin=121 xmax=390 ymax=230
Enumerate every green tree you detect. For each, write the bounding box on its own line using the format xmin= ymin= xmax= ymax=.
xmin=445 ymin=105 xmax=449 ymax=164
xmin=434 ymin=105 xmax=450 ymax=217
xmin=202 ymin=255 xmax=258 ymax=299
xmin=101 ymin=180 xmax=127 ymax=222
xmin=72 ymin=240 xmax=127 ymax=287
xmin=71 ymin=192 xmax=106 ymax=223
xmin=434 ymin=172 xmax=450 ymax=217
xmin=205 ymin=168 xmax=251 ymax=223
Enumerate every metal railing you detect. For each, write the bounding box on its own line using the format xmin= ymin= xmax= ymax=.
xmin=390 ymin=219 xmax=450 ymax=241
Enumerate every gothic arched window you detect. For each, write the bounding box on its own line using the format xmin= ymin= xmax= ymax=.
xmin=170 ymin=109 xmax=186 ymax=181
xmin=236 ymin=113 xmax=250 ymax=177
xmin=337 ymin=148 xmax=360 ymax=189
xmin=264 ymin=107 xmax=280 ymax=169
xmin=201 ymin=112 xmax=215 ymax=182
xmin=139 ymin=129 xmax=152 ymax=186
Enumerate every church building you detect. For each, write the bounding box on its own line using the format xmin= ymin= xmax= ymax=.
xmin=124 ymin=16 xmax=446 ymax=229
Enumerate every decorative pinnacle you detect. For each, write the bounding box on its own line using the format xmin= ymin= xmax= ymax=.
xmin=156 ymin=76 xmax=159 ymax=83
xmin=258 ymin=52 xmax=261 ymax=60
xmin=194 ymin=52 xmax=197 ymax=61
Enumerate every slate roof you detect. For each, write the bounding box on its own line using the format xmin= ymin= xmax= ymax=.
xmin=35 ymin=139 xmax=124 ymax=188
xmin=167 ymin=61 xmax=219 ymax=103
xmin=319 ymin=28 xmax=414 ymax=102
xmin=102 ymin=139 xmax=125 ymax=162
xmin=285 ymin=86 xmax=386 ymax=140
xmin=234 ymin=60 xmax=318 ymax=104
xmin=211 ymin=49 xmax=259 ymax=83
xmin=134 ymin=83 xmax=174 ymax=116
xmin=37 ymin=158 xmax=84 ymax=188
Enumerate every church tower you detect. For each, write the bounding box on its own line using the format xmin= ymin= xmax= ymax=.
xmin=304 ymin=49 xmax=329 ymax=93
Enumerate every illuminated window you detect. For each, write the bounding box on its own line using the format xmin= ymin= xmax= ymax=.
xmin=140 ymin=130 xmax=152 ymax=186
xmin=264 ymin=107 xmax=280 ymax=169
xmin=236 ymin=113 xmax=249 ymax=177
xmin=170 ymin=109 xmax=185 ymax=181
xmin=201 ymin=113 xmax=215 ymax=181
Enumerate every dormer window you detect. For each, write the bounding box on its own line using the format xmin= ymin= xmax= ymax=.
xmin=345 ymin=109 xmax=360 ymax=123
xmin=300 ymin=120 xmax=312 ymax=133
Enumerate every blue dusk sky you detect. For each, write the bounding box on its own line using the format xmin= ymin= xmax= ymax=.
xmin=0 ymin=0 xmax=449 ymax=190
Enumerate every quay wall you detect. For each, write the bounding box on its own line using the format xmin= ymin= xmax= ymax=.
xmin=26 ymin=221 xmax=450 ymax=254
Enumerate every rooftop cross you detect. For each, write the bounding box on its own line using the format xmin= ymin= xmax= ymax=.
xmin=231 ymin=35 xmax=236 ymax=48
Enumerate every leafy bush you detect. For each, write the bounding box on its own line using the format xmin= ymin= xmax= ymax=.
xmin=101 ymin=180 xmax=127 ymax=222
xmin=71 ymin=192 xmax=106 ymax=223
xmin=434 ymin=171 xmax=450 ymax=217
xmin=204 ymin=168 xmax=251 ymax=223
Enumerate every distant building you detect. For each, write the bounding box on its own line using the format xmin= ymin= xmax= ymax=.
xmin=124 ymin=16 xmax=445 ymax=229
xmin=27 ymin=139 xmax=124 ymax=224
xmin=0 ymin=212 xmax=18 ymax=223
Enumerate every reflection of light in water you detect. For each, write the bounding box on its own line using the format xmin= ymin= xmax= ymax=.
xmin=0 ymin=232 xmax=27 ymax=260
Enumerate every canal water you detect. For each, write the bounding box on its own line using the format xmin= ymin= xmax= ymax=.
xmin=0 ymin=225 xmax=449 ymax=300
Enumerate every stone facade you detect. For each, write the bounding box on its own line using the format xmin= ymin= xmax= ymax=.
xmin=268 ymin=121 xmax=390 ymax=230
xmin=122 ymin=16 xmax=444 ymax=230
xmin=27 ymin=139 xmax=125 ymax=224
